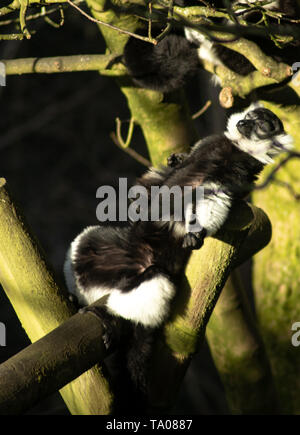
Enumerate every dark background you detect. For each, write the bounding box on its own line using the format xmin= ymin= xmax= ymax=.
xmin=0 ymin=8 xmax=231 ymax=414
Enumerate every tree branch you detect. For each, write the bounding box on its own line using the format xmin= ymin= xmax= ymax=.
xmin=0 ymin=0 xmax=74 ymax=17
xmin=0 ymin=178 xmax=113 ymax=415
xmin=148 ymin=201 xmax=272 ymax=412
xmin=0 ymin=33 xmax=26 ymax=40
xmin=1 ymin=53 xmax=122 ymax=75
xmin=219 ymin=37 xmax=292 ymax=82
xmin=202 ymin=34 xmax=292 ymax=105
xmin=203 ymin=60 xmax=276 ymax=100
xmin=66 ymin=0 xmax=158 ymax=44
xmin=0 ymin=299 xmax=109 ymax=415
xmin=110 ymin=131 xmax=151 ymax=167
xmin=19 ymin=0 xmax=31 ymax=39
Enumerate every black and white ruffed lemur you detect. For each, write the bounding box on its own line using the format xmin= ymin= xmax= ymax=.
xmin=63 ymin=104 xmax=293 ymax=403
xmin=123 ymin=0 xmax=300 ymax=92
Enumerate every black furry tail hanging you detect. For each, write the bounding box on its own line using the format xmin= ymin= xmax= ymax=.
xmin=123 ymin=33 xmax=200 ymax=93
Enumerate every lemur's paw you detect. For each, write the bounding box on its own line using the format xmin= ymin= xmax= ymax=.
xmin=167 ymin=153 xmax=187 ymax=168
xmin=79 ymin=305 xmax=118 ymax=352
xmin=182 ymin=229 xmax=206 ymax=250
xmin=182 ymin=233 xmax=203 ymax=250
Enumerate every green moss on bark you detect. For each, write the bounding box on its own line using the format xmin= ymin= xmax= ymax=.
xmin=252 ymin=101 xmax=300 ymax=414
xmin=0 ymin=179 xmax=113 ymax=414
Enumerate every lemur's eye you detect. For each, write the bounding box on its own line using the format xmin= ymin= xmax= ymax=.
xmin=256 ymin=121 xmax=274 ymax=136
xmin=256 ymin=119 xmax=283 ymax=139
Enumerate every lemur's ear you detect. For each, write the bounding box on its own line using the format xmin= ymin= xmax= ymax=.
xmin=245 ymin=102 xmax=263 ymax=113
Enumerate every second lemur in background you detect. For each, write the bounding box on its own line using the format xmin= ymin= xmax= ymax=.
xmin=64 ymin=104 xmax=293 ymax=406
xmin=123 ymin=0 xmax=300 ymax=92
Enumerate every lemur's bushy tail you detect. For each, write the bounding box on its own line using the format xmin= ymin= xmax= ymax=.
xmin=126 ymin=324 xmax=156 ymax=394
xmin=123 ymin=33 xmax=199 ymax=93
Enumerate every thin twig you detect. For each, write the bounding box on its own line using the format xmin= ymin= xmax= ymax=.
xmin=148 ymin=1 xmax=152 ymax=40
xmin=155 ymin=0 xmax=173 ymax=42
xmin=273 ymin=179 xmax=300 ymax=200
xmin=255 ymin=152 xmax=300 ymax=191
xmin=43 ymin=5 xmax=64 ymax=28
xmin=110 ymin=132 xmax=151 ymax=168
xmin=19 ymin=0 xmax=31 ymax=39
xmin=0 ymin=5 xmax=65 ymax=26
xmin=66 ymin=0 xmax=158 ymax=45
xmin=224 ymin=0 xmax=239 ymax=24
xmin=115 ymin=117 xmax=135 ymax=148
xmin=192 ymin=100 xmax=212 ymax=120
xmin=0 ymin=0 xmax=85 ymax=17
xmin=171 ymin=4 xmax=300 ymax=41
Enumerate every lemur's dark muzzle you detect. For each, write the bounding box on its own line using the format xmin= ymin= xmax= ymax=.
xmin=236 ymin=119 xmax=254 ymax=138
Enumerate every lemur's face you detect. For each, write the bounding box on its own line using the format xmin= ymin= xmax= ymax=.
xmin=225 ymin=103 xmax=293 ymax=164
xmin=236 ymin=108 xmax=284 ymax=141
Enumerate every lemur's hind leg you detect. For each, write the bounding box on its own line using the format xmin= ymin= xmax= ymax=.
xmin=126 ymin=324 xmax=156 ymax=394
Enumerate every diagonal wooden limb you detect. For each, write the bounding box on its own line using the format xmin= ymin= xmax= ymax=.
xmin=0 ymin=298 xmax=109 ymax=415
xmin=205 ymin=205 xmax=279 ymax=413
xmin=148 ymin=201 xmax=272 ymax=413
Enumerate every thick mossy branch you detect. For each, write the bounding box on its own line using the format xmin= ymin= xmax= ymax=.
xmin=202 ymin=36 xmax=291 ymax=101
xmin=220 ymin=37 xmax=292 ymax=82
xmin=0 ymin=300 xmax=108 ymax=415
xmin=165 ymin=202 xmax=267 ymax=354
xmin=206 ymin=204 xmax=279 ymax=414
xmin=148 ymin=202 xmax=272 ymax=411
xmin=204 ymin=59 xmax=276 ymax=99
xmin=0 ymin=178 xmax=113 ymax=415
